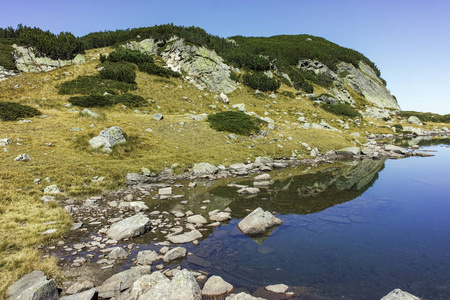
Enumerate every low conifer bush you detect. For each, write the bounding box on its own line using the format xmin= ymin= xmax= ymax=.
xmin=207 ymin=111 xmax=264 ymax=135
xmin=0 ymin=102 xmax=41 ymax=121
xmin=243 ymin=72 xmax=280 ymax=92
xmin=99 ymin=62 xmax=137 ymax=84
xmin=57 ymin=75 xmax=137 ymax=95
xmin=68 ymin=93 xmax=147 ymax=108
xmin=322 ymin=103 xmax=360 ymax=118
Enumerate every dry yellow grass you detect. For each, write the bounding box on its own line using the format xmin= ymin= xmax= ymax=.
xmin=0 ymin=47 xmax=441 ymax=298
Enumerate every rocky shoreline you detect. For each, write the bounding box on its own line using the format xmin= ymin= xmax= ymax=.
xmin=10 ymin=136 xmax=444 ymax=300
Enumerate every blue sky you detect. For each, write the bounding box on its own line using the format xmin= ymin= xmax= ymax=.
xmin=1 ymin=0 xmax=449 ymax=113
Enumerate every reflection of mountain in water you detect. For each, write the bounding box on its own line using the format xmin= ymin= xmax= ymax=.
xmin=210 ymin=159 xmax=386 ymax=218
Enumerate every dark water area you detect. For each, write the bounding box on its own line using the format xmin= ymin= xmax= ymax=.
xmin=174 ymin=140 xmax=450 ymax=299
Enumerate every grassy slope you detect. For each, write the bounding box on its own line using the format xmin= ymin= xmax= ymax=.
xmin=0 ymin=47 xmax=441 ymax=298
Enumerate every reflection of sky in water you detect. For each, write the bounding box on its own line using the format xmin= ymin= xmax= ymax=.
xmin=179 ymin=143 xmax=450 ymax=299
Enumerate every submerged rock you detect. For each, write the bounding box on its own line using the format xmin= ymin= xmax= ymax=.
xmin=238 ymin=207 xmax=283 ymax=235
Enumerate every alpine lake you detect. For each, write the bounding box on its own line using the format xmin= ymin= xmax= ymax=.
xmin=57 ymin=137 xmax=450 ymax=299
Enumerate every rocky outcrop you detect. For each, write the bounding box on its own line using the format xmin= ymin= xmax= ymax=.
xmin=89 ymin=126 xmax=126 ymax=151
xmin=161 ymin=38 xmax=237 ymax=93
xmin=12 ymin=45 xmax=85 ymax=73
xmin=338 ymin=61 xmax=400 ymax=109
xmin=122 ymin=38 xmax=159 ymax=55
xmin=0 ymin=66 xmax=17 ymax=81
xmin=381 ymin=288 xmax=420 ymax=300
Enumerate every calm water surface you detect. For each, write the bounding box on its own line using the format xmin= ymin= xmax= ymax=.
xmin=174 ymin=140 xmax=450 ymax=299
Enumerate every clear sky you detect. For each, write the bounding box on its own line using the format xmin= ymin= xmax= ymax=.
xmin=1 ymin=0 xmax=449 ymax=113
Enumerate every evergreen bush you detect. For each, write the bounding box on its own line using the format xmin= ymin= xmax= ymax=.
xmin=243 ymin=72 xmax=280 ymax=92
xmin=322 ymin=103 xmax=360 ymax=118
xmin=207 ymin=111 xmax=264 ymax=135
xmin=68 ymin=93 xmax=147 ymax=108
xmin=0 ymin=43 xmax=15 ymax=70
xmin=0 ymin=102 xmax=41 ymax=121
xmin=139 ymin=62 xmax=181 ymax=78
xmin=99 ymin=62 xmax=137 ymax=84
xmin=57 ymin=75 xmax=137 ymax=95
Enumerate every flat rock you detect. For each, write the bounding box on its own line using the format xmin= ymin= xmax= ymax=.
xmin=163 ymin=246 xmax=187 ymax=263
xmin=168 ymin=229 xmax=203 ymax=244
xmin=254 ymin=174 xmax=271 ymax=181
xmin=381 ymin=288 xmax=421 ymax=300
xmin=238 ymin=207 xmax=283 ymax=236
xmin=187 ymin=215 xmax=208 ymax=224
xmin=97 ymin=266 xmax=151 ymax=298
xmin=106 ymin=214 xmax=151 ymax=241
xmin=226 ymin=292 xmax=266 ymax=300
xmin=65 ymin=280 xmax=94 ymax=295
xmin=202 ymin=275 xmax=233 ymax=296
xmin=209 ymin=212 xmax=231 ymax=222
xmin=264 ymin=284 xmax=289 ymax=294
xmin=237 ymin=187 xmax=260 ymax=194
xmin=136 ymin=250 xmax=160 ymax=265
xmin=385 ymin=144 xmax=409 ymax=155
xmin=59 ymin=288 xmax=96 ymax=300
xmin=107 ymin=247 xmax=128 ymax=260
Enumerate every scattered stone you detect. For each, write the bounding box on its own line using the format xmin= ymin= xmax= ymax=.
xmin=381 ymin=288 xmax=421 ymax=300
xmin=153 ymin=113 xmax=164 ymax=121
xmin=226 ymin=292 xmax=265 ymax=299
xmin=106 ymin=214 xmax=151 ymax=241
xmin=81 ymin=108 xmax=98 ymax=119
xmin=193 ymin=162 xmax=218 ymax=176
xmin=232 ymin=103 xmax=246 ymax=112
xmin=254 ymin=174 xmax=271 ymax=181
xmin=0 ymin=138 xmax=12 ymax=146
xmin=14 ymin=154 xmax=31 ymax=161
xmin=137 ymin=250 xmax=160 ymax=265
xmin=159 ymin=187 xmax=172 ymax=195
xmin=202 ymin=275 xmax=233 ymax=297
xmin=238 ymin=207 xmax=283 ymax=235
xmin=163 ymin=246 xmax=187 ymax=263
xmin=219 ymin=92 xmax=229 ymax=103
xmin=44 ymin=184 xmax=60 ymax=194
xmin=42 ymin=229 xmax=57 ymax=235
xmin=385 ymin=144 xmax=409 ymax=155
xmin=237 ymin=187 xmax=260 ymax=194
xmin=187 ymin=215 xmax=208 ymax=224
xmin=65 ymin=281 xmax=94 ymax=295
xmin=265 ymin=284 xmax=289 ymax=294
xmin=59 ymin=288 xmax=96 ymax=300
xmin=107 ymin=247 xmax=129 ymax=260
xmin=209 ymin=212 xmax=231 ymax=222
xmin=168 ymin=229 xmax=203 ymax=244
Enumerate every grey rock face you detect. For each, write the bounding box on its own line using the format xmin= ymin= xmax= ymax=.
xmin=97 ymin=266 xmax=151 ymax=298
xmin=8 ymin=270 xmax=59 ymax=300
xmin=106 ymin=214 xmax=151 ymax=241
xmin=202 ymin=275 xmax=233 ymax=296
xmin=13 ymin=45 xmax=85 ymax=73
xmin=161 ymin=39 xmax=237 ymax=94
xmin=380 ymin=289 xmax=421 ymax=300
xmin=238 ymin=207 xmax=283 ymax=235
xmin=89 ymin=126 xmax=126 ymax=150
xmin=122 ymin=39 xmax=158 ymax=55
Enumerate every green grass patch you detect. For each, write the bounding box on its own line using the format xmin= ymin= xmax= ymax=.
xmin=0 ymin=102 xmax=41 ymax=121
xmin=207 ymin=111 xmax=265 ymax=135
xmin=322 ymin=103 xmax=360 ymax=118
xmin=57 ymin=75 xmax=137 ymax=95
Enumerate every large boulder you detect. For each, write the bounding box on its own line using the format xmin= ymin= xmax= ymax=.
xmin=136 ymin=250 xmax=160 ymax=265
xmin=89 ymin=126 xmax=126 ymax=150
xmin=407 ymin=116 xmax=422 ymax=125
xmin=97 ymin=266 xmax=151 ymax=298
xmin=163 ymin=246 xmax=187 ymax=263
xmin=380 ymin=289 xmax=421 ymax=300
xmin=106 ymin=214 xmax=151 ymax=241
xmin=8 ymin=270 xmax=59 ymax=300
xmin=238 ymin=207 xmax=283 ymax=236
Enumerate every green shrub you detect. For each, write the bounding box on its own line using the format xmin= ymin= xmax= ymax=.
xmin=322 ymin=103 xmax=360 ymax=118
xmin=106 ymin=49 xmax=153 ymax=65
xmin=0 ymin=102 xmax=41 ymax=121
xmin=100 ymin=62 xmax=136 ymax=83
xmin=207 ymin=111 xmax=264 ymax=135
xmin=57 ymin=75 xmax=137 ymax=95
xmin=229 ymin=71 xmax=240 ymax=82
xmin=69 ymin=95 xmax=114 ymax=107
xmin=280 ymin=91 xmax=295 ymax=98
xmin=393 ymin=124 xmax=403 ymax=131
xmin=139 ymin=62 xmax=181 ymax=78
xmin=68 ymin=93 xmax=147 ymax=108
xmin=243 ymin=72 xmax=280 ymax=92
xmin=0 ymin=43 xmax=15 ymax=70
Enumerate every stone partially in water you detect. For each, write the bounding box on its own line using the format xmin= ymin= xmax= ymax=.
xmin=381 ymin=289 xmax=421 ymax=300
xmin=202 ymin=275 xmax=233 ymax=297
xmin=106 ymin=214 xmax=151 ymax=241
xmin=163 ymin=246 xmax=187 ymax=263
xmin=264 ymin=284 xmax=289 ymax=294
xmin=168 ymin=230 xmax=203 ymax=244
xmin=97 ymin=266 xmax=151 ymax=298
xmin=238 ymin=207 xmax=283 ymax=236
